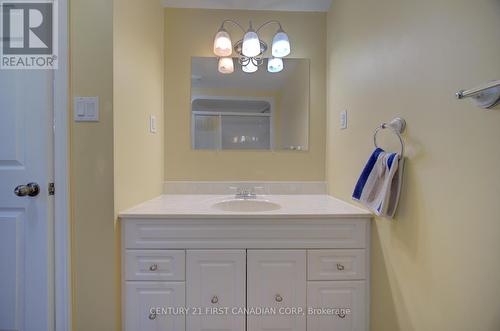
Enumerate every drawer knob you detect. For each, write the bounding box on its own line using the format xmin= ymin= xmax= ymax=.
xmin=211 ymin=296 xmax=219 ymax=304
xmin=336 ymin=263 xmax=345 ymax=271
xmin=275 ymin=294 xmax=283 ymax=303
xmin=148 ymin=312 xmax=157 ymax=320
xmin=149 ymin=264 xmax=158 ymax=271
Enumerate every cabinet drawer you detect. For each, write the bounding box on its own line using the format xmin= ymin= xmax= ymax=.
xmin=308 ymin=250 xmax=366 ymax=281
xmin=123 ymin=219 xmax=368 ymax=249
xmin=187 ymin=250 xmax=246 ymax=331
xmin=307 ymin=281 xmax=367 ymax=331
xmin=247 ymin=250 xmax=306 ymax=331
xmin=125 ymin=250 xmax=185 ymax=281
xmin=125 ymin=282 xmax=185 ymax=331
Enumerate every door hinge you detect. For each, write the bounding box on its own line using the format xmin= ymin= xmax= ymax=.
xmin=48 ymin=183 xmax=55 ymax=195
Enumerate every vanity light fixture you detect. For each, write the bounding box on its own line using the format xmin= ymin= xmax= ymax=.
xmin=213 ymin=19 xmax=291 ymax=74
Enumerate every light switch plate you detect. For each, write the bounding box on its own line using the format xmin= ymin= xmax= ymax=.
xmin=74 ymin=97 xmax=99 ymax=122
xmin=340 ymin=110 xmax=348 ymax=129
xmin=149 ymin=115 xmax=157 ymax=133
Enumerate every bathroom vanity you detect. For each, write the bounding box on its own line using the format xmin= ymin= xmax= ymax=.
xmin=120 ymin=193 xmax=371 ymax=331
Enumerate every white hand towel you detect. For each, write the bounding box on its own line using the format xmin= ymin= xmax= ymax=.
xmin=352 ymin=148 xmax=404 ymax=218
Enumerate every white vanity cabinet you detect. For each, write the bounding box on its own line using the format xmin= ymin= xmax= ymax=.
xmin=121 ymin=217 xmax=370 ymax=331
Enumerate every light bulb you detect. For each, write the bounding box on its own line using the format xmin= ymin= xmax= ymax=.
xmin=218 ymin=57 xmax=234 ymax=74
xmin=242 ymin=61 xmax=258 ymax=73
xmin=267 ymin=57 xmax=283 ymax=73
xmin=272 ymin=30 xmax=290 ymax=57
xmin=213 ymin=28 xmax=232 ymax=57
xmin=242 ymin=29 xmax=261 ymax=57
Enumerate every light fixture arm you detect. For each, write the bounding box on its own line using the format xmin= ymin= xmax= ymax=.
xmin=256 ymin=20 xmax=284 ymax=33
xmin=219 ymin=19 xmax=246 ymax=33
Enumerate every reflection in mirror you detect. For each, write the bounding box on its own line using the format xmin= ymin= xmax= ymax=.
xmin=191 ymin=57 xmax=310 ymax=151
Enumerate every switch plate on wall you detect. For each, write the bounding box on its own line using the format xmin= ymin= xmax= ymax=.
xmin=340 ymin=110 xmax=348 ymax=129
xmin=74 ymin=97 xmax=99 ymax=122
xmin=149 ymin=115 xmax=157 ymax=133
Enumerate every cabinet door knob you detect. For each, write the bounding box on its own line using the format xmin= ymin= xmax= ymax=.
xmin=275 ymin=294 xmax=283 ymax=303
xmin=336 ymin=263 xmax=345 ymax=271
xmin=211 ymin=296 xmax=219 ymax=304
xmin=149 ymin=264 xmax=158 ymax=271
xmin=148 ymin=312 xmax=157 ymax=320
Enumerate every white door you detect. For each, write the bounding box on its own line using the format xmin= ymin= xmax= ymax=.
xmin=125 ymin=282 xmax=186 ymax=331
xmin=307 ymin=281 xmax=367 ymax=331
xmin=247 ymin=250 xmax=306 ymax=331
xmin=0 ymin=68 xmax=54 ymax=330
xmin=187 ymin=250 xmax=246 ymax=331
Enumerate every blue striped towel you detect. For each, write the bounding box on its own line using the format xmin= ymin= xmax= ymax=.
xmin=352 ymin=148 xmax=403 ymax=218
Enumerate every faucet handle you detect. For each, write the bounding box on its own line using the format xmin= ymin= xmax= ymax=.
xmin=231 ymin=186 xmax=258 ymax=199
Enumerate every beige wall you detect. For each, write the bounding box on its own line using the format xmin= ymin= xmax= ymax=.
xmin=114 ymin=0 xmax=165 ymax=213
xmin=70 ymin=0 xmax=115 ymax=330
xmin=326 ymin=1 xmax=500 ymax=330
xmin=165 ymin=8 xmax=326 ymax=181
xmin=113 ymin=0 xmax=165 ymax=330
xmin=71 ymin=0 xmax=165 ymax=330
xmin=280 ymin=60 xmax=309 ymax=150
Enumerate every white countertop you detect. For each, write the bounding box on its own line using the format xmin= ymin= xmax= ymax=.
xmin=119 ymin=194 xmax=371 ymax=219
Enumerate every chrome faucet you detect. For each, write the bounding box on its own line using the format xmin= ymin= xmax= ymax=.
xmin=234 ymin=187 xmax=257 ymax=200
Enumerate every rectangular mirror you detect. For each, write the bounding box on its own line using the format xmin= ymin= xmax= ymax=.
xmin=191 ymin=57 xmax=310 ymax=151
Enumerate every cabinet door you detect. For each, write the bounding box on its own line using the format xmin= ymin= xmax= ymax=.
xmin=125 ymin=282 xmax=185 ymax=331
xmin=307 ymin=281 xmax=367 ymax=331
xmin=247 ymin=250 xmax=306 ymax=331
xmin=187 ymin=250 xmax=246 ymax=331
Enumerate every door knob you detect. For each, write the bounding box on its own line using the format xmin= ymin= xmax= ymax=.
xmin=14 ymin=183 xmax=40 ymax=197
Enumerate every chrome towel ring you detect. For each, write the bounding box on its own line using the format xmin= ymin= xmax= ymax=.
xmin=373 ymin=117 xmax=406 ymax=158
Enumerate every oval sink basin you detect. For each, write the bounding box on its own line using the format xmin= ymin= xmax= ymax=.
xmin=212 ymin=199 xmax=281 ymax=212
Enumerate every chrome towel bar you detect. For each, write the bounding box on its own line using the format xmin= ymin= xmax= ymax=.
xmin=456 ymin=80 xmax=500 ymax=109
xmin=456 ymin=80 xmax=500 ymax=99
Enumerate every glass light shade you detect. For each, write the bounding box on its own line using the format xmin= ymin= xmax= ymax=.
xmin=213 ymin=29 xmax=232 ymax=57
xmin=218 ymin=57 xmax=234 ymax=74
xmin=267 ymin=57 xmax=283 ymax=73
xmin=242 ymin=61 xmax=258 ymax=73
xmin=242 ymin=30 xmax=261 ymax=57
xmin=272 ymin=31 xmax=290 ymax=57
